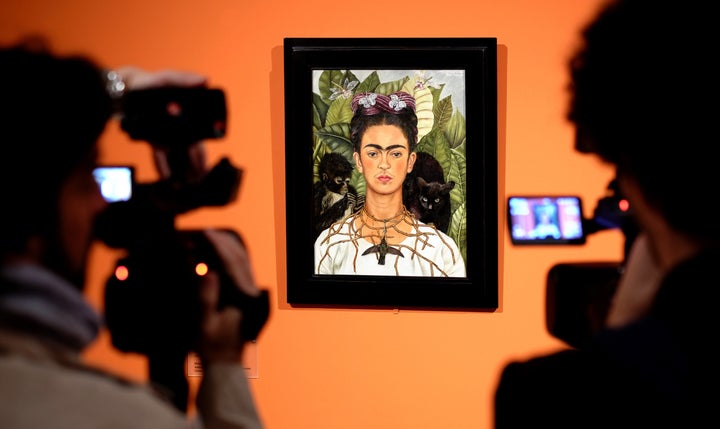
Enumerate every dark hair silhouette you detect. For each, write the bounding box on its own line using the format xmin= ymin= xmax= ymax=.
xmin=0 ymin=38 xmax=112 ymax=253
xmin=567 ymin=0 xmax=715 ymax=239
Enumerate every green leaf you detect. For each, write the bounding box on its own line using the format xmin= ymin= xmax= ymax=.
xmin=444 ymin=109 xmax=467 ymax=150
xmin=355 ymin=71 xmax=381 ymax=93
xmin=432 ymin=95 xmax=453 ymax=132
xmin=315 ymin=123 xmax=353 ymax=164
xmin=447 ymin=149 xmax=466 ymax=215
xmin=429 ymin=83 xmax=446 ymax=107
xmin=312 ymin=92 xmax=329 ymax=129
xmin=415 ymin=128 xmax=453 ymax=182
xmin=317 ymin=70 xmax=347 ymax=102
xmin=375 ymin=76 xmax=409 ymax=95
xmin=448 ymin=202 xmax=467 ymax=265
xmin=325 ymin=96 xmax=353 ymax=127
xmin=351 ymin=168 xmax=366 ymax=196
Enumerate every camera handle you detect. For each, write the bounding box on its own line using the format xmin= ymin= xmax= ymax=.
xmin=148 ymin=351 xmax=190 ymax=412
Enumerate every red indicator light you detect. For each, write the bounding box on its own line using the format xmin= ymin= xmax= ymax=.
xmin=115 ymin=265 xmax=129 ymax=281
xmin=195 ymin=262 xmax=209 ymax=276
xmin=618 ymin=199 xmax=630 ymax=212
xmin=166 ymin=101 xmax=182 ymax=116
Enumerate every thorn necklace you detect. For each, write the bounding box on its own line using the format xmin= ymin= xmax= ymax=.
xmin=361 ymin=207 xmax=404 ymax=265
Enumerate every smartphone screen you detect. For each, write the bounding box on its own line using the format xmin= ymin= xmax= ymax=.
xmin=507 ymin=196 xmax=586 ymax=245
xmin=93 ymin=166 xmax=134 ymax=203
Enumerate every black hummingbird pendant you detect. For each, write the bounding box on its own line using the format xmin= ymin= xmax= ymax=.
xmin=362 ymin=225 xmax=403 ymax=265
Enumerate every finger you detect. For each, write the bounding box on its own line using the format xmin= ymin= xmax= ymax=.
xmin=117 ymin=66 xmax=208 ymax=90
xmin=198 ymin=271 xmax=221 ymax=317
xmin=606 ymin=234 xmax=663 ymax=327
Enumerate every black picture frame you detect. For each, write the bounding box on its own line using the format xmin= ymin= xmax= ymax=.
xmin=284 ymin=37 xmax=498 ymax=310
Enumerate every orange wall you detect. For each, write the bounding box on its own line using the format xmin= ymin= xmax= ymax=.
xmin=0 ymin=1 xmax=624 ymax=428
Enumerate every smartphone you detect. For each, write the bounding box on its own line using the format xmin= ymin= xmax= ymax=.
xmin=93 ymin=166 xmax=134 ymax=203
xmin=507 ymin=195 xmax=586 ymax=245
xmin=120 ymin=87 xmax=227 ymax=144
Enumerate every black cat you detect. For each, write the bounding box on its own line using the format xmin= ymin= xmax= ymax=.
xmin=403 ymin=152 xmax=455 ymax=233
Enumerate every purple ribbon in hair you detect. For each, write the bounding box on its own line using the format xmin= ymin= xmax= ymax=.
xmin=351 ymin=91 xmax=416 ymax=115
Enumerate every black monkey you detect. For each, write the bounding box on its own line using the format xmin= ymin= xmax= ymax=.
xmin=313 ymin=152 xmax=363 ymax=238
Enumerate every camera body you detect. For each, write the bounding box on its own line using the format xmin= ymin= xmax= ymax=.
xmin=94 ymin=86 xmax=269 ymax=358
xmin=507 ymin=180 xmax=637 ymax=348
xmin=120 ymin=87 xmax=227 ymax=143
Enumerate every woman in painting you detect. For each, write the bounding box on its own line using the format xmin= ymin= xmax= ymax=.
xmin=313 ymin=91 xmax=465 ymax=277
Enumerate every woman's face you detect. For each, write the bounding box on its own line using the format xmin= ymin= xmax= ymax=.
xmin=353 ymin=124 xmax=416 ymax=197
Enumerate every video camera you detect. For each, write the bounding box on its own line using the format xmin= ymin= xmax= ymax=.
xmin=507 ymin=179 xmax=638 ymax=349
xmin=92 ymin=86 xmax=270 ymax=410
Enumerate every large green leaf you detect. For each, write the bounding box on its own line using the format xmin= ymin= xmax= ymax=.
xmin=312 ymin=92 xmax=329 ymax=129
xmin=415 ymin=128 xmax=453 ymax=182
xmin=444 ymin=109 xmax=467 ymax=150
xmin=448 ymin=202 xmax=467 ymax=266
xmin=325 ymin=96 xmax=353 ymax=127
xmin=447 ymin=149 xmax=466 ymax=214
xmin=375 ymin=76 xmax=409 ymax=95
xmin=350 ymin=168 xmax=366 ymax=196
xmin=432 ymin=95 xmax=454 ymax=132
xmin=355 ymin=71 xmax=381 ymax=93
xmin=315 ymin=123 xmax=353 ymax=164
xmin=317 ymin=70 xmax=347 ymax=102
xmin=429 ymin=84 xmax=446 ymax=107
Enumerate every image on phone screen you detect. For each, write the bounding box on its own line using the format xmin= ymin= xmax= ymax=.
xmin=507 ymin=196 xmax=586 ymax=245
xmin=93 ymin=166 xmax=134 ymax=203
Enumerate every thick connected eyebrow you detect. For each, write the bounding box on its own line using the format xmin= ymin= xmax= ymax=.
xmin=361 ymin=143 xmax=408 ymax=151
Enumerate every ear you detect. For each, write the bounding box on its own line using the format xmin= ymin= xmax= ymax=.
xmin=353 ymin=152 xmax=363 ymax=173
xmin=407 ymin=152 xmax=417 ymax=173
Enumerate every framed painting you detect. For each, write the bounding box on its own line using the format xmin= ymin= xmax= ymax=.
xmin=284 ymin=37 xmax=498 ymax=309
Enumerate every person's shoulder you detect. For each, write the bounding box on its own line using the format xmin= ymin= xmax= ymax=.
xmin=499 ymin=349 xmax=587 ymax=379
xmin=495 ymin=348 xmax=638 ymax=425
xmin=0 ymin=352 xmax=186 ymax=428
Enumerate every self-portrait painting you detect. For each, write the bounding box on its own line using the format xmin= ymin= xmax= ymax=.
xmin=284 ymin=38 xmax=498 ymax=309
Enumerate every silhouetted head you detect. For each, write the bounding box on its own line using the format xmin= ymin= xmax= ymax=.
xmin=0 ymin=37 xmax=113 ymax=287
xmin=567 ymin=0 xmax=717 ymax=240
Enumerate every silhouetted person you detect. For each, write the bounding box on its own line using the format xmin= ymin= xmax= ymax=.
xmin=494 ymin=1 xmax=718 ymax=427
xmin=0 ymin=39 xmax=265 ymax=428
